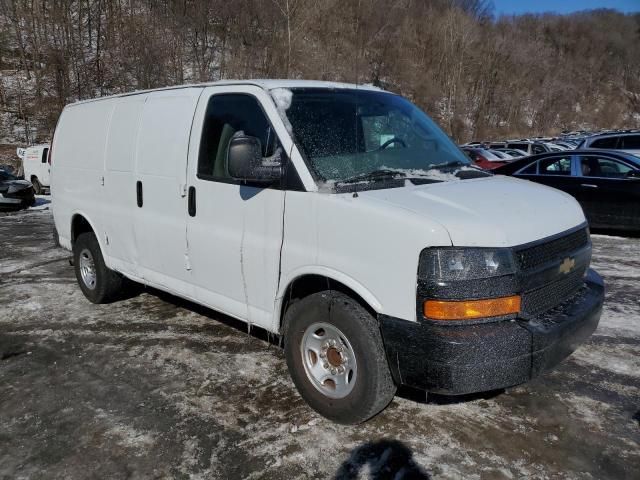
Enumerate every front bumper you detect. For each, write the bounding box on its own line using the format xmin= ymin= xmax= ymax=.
xmin=379 ymin=269 xmax=604 ymax=395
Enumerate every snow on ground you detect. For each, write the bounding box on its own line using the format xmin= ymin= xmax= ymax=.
xmin=0 ymin=210 xmax=638 ymax=479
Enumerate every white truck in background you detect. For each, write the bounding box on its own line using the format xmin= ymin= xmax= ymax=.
xmin=21 ymin=144 xmax=51 ymax=194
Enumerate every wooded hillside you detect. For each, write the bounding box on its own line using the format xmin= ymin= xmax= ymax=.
xmin=1 ymin=0 xmax=639 ymax=144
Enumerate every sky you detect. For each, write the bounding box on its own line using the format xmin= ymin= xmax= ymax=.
xmin=493 ymin=0 xmax=640 ymax=15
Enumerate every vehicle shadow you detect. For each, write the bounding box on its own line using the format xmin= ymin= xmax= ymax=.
xmin=590 ymin=227 xmax=640 ymax=239
xmin=397 ymin=385 xmax=504 ymax=405
xmin=117 ymin=286 xmax=507 ymax=406
xmin=134 ymin=285 xmax=282 ymax=346
xmin=333 ymin=438 xmax=431 ymax=479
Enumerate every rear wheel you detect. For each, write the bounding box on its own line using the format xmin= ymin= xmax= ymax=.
xmin=73 ymin=232 xmax=124 ymax=303
xmin=284 ymin=291 xmax=396 ymax=424
xmin=31 ymin=177 xmax=42 ymax=195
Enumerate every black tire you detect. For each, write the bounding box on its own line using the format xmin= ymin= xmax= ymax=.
xmin=32 ymin=177 xmax=42 ymax=195
xmin=73 ymin=232 xmax=124 ymax=303
xmin=284 ymin=291 xmax=397 ymax=424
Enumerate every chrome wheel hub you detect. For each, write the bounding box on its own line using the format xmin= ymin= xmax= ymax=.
xmin=301 ymin=322 xmax=357 ymax=399
xmin=79 ymin=248 xmax=97 ymax=290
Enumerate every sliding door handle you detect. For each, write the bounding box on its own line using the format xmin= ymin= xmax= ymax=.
xmin=188 ymin=186 xmax=196 ymax=217
xmin=136 ymin=181 xmax=143 ymax=207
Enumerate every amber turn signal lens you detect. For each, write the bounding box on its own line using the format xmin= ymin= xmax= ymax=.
xmin=423 ymin=296 xmax=521 ymax=320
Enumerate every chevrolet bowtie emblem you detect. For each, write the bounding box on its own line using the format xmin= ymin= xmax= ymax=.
xmin=559 ymin=257 xmax=575 ymax=274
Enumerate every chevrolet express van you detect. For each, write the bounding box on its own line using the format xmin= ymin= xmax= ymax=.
xmin=51 ymin=80 xmax=604 ymax=424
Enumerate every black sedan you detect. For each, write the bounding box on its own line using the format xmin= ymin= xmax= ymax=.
xmin=0 ymin=168 xmax=36 ymax=211
xmin=494 ymin=149 xmax=640 ymax=232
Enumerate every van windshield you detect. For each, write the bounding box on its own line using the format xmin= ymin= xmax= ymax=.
xmin=278 ymin=88 xmax=471 ymax=185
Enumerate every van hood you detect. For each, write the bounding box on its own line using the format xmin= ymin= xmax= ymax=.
xmin=358 ymin=176 xmax=586 ymax=247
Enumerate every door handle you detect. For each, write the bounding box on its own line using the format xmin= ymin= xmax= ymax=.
xmin=136 ymin=181 xmax=143 ymax=207
xmin=580 ymin=184 xmax=598 ymax=188
xmin=188 ymin=186 xmax=196 ymax=217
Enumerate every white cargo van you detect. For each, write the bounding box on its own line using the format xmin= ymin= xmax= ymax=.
xmin=51 ymin=80 xmax=604 ymax=423
xmin=22 ymin=144 xmax=51 ymax=194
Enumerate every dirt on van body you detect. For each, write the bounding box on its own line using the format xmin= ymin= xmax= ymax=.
xmin=1 ymin=206 xmax=639 ymax=479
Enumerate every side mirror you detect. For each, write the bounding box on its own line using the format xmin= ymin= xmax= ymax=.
xmin=227 ymin=134 xmax=281 ymax=184
xmin=626 ymin=169 xmax=640 ymax=180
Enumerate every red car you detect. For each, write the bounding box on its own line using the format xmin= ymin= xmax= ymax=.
xmin=462 ymin=147 xmax=509 ymax=170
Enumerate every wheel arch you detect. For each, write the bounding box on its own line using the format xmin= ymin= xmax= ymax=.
xmin=276 ymin=268 xmax=382 ymax=335
xmin=70 ymin=212 xmax=96 ymax=244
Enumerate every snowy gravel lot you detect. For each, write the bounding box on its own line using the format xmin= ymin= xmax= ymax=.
xmin=1 ymin=205 xmax=639 ymax=479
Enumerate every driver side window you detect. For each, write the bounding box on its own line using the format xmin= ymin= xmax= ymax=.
xmin=197 ymin=94 xmax=280 ymax=180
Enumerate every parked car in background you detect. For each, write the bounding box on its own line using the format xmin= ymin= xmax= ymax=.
xmin=22 ymin=144 xmax=51 ymax=194
xmin=0 ymin=167 xmax=36 ymax=210
xmin=577 ymin=132 xmax=640 ymax=157
xmin=505 ymin=141 xmax=552 ymax=155
xmin=461 ymin=147 xmax=509 ymax=169
xmin=494 ymin=150 xmax=640 ymax=232
xmin=488 ymin=149 xmax=514 ymax=160
xmin=495 ymin=148 xmax=528 ymax=158
xmin=553 ymin=141 xmax=578 ymax=150
xmin=543 ymin=142 xmax=567 ymax=152
xmin=487 ymin=141 xmax=553 ymax=155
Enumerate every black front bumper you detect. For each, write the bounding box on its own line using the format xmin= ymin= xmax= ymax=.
xmin=379 ymin=269 xmax=604 ymax=395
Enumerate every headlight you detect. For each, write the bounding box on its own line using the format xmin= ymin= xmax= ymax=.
xmin=418 ymin=248 xmax=516 ymax=281
xmin=417 ymin=247 xmax=520 ymax=318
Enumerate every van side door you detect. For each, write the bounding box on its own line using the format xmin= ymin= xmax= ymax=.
xmin=133 ymin=89 xmax=202 ymax=297
xmin=185 ymin=86 xmax=294 ymax=329
xmin=103 ymin=95 xmax=147 ymax=277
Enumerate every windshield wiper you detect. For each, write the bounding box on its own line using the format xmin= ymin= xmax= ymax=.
xmin=429 ymin=160 xmax=467 ymax=170
xmin=337 ymin=169 xmax=406 ymax=185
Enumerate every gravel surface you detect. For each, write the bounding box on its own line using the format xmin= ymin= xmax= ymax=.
xmin=1 ymin=207 xmax=638 ymax=479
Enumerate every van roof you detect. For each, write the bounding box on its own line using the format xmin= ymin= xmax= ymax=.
xmin=67 ymin=79 xmax=384 ymax=107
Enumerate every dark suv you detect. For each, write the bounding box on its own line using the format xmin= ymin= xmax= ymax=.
xmin=577 ymin=132 xmax=640 ymax=157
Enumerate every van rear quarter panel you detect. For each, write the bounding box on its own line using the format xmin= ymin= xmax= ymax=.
xmin=52 ymin=101 xmax=114 ymax=251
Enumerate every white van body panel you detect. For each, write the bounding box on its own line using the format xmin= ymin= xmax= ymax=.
xmin=357 ymin=176 xmax=585 ymax=247
xmin=276 ymin=190 xmax=453 ymax=325
xmin=23 ymin=144 xmax=51 ymax=187
xmin=133 ymin=88 xmax=202 ymax=298
xmin=52 ymin=80 xmax=588 ymax=334
xmin=52 ymin=100 xmax=112 ymax=251
xmin=185 ymin=85 xmax=295 ymax=328
xmin=103 ymin=95 xmax=147 ymax=277
xmin=275 ymin=176 xmax=585 ymax=325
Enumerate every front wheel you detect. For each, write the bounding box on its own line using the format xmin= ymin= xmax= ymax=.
xmin=284 ymin=291 xmax=397 ymax=424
